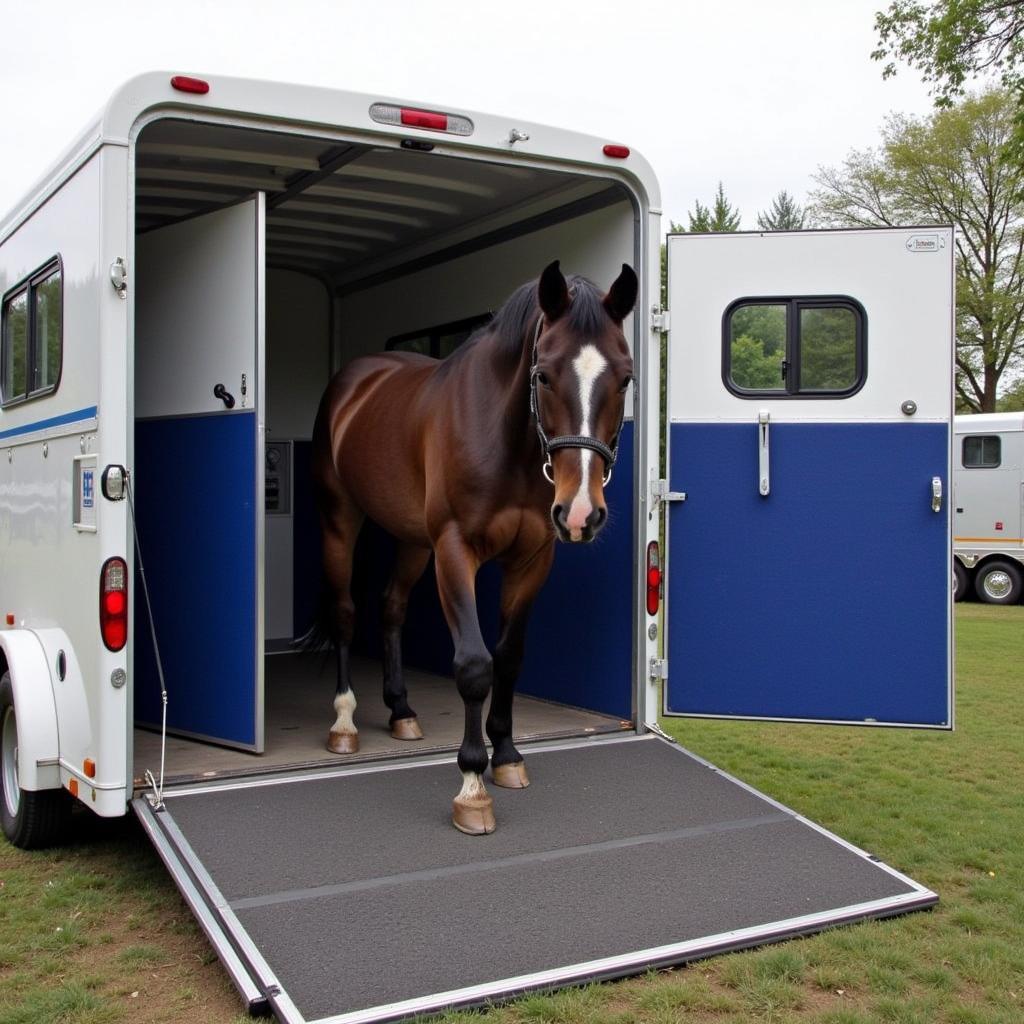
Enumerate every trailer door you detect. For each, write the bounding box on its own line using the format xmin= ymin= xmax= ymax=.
xmin=663 ymin=228 xmax=953 ymax=727
xmin=133 ymin=196 xmax=265 ymax=750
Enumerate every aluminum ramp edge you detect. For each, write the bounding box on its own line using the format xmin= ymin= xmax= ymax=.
xmin=132 ymin=796 xmax=271 ymax=1017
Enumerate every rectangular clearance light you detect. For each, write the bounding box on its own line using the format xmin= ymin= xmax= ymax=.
xmin=369 ymin=103 xmax=474 ymax=136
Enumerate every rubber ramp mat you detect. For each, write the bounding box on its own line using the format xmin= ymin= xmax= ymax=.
xmin=134 ymin=735 xmax=936 ymax=1023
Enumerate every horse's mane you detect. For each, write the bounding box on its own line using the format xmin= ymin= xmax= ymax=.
xmin=440 ymin=273 xmax=607 ymax=370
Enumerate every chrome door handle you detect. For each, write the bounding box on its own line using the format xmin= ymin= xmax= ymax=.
xmin=758 ymin=410 xmax=770 ymax=497
xmin=931 ymin=476 xmax=942 ymax=512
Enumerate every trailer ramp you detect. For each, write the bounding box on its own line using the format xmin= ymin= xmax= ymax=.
xmin=133 ymin=734 xmax=935 ymax=1024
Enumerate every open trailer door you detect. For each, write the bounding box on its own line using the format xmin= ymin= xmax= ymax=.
xmin=133 ymin=195 xmax=266 ymax=750
xmin=663 ymin=228 xmax=953 ymax=727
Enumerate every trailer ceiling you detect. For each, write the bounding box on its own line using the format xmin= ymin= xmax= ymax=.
xmin=135 ymin=120 xmax=623 ymax=291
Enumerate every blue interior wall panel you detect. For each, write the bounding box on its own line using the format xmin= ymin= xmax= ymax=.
xmin=667 ymin=422 xmax=949 ymax=726
xmin=133 ymin=413 xmax=258 ymax=746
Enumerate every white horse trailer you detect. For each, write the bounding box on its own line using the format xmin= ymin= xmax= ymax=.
xmin=953 ymin=412 xmax=1024 ymax=603
xmin=1 ymin=74 xmax=954 ymax=1024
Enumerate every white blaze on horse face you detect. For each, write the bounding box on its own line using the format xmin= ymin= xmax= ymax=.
xmin=566 ymin=344 xmax=608 ymax=540
xmin=332 ymin=690 xmax=357 ymax=737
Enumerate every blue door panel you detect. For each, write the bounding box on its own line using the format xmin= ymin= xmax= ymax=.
xmin=667 ymin=422 xmax=949 ymax=725
xmin=134 ymin=413 xmax=258 ymax=747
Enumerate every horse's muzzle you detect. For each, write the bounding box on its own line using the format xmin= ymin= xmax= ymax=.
xmin=551 ymin=504 xmax=607 ymax=544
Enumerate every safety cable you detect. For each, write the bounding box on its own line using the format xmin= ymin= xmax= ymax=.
xmin=124 ymin=473 xmax=168 ymax=811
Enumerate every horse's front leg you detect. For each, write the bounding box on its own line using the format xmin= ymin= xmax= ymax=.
xmin=433 ymin=528 xmax=495 ymax=835
xmin=488 ymin=544 xmax=555 ymax=789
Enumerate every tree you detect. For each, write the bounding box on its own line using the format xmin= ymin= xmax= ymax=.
xmin=688 ymin=182 xmax=741 ymax=232
xmin=808 ymin=88 xmax=1024 ymax=412
xmin=873 ymin=1 xmax=1024 ymax=162
xmin=757 ymin=190 xmax=806 ymax=230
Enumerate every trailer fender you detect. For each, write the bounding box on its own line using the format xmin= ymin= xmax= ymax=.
xmin=0 ymin=631 xmax=60 ymax=791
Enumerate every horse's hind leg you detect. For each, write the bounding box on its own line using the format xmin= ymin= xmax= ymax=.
xmin=320 ymin=498 xmax=365 ymax=755
xmin=381 ymin=543 xmax=431 ymax=740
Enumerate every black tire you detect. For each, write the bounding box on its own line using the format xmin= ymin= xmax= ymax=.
xmin=1 ymin=672 xmax=71 ymax=849
xmin=974 ymin=560 xmax=1024 ymax=606
xmin=953 ymin=560 xmax=969 ymax=603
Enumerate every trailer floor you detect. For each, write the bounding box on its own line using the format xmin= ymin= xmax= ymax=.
xmin=134 ymin=734 xmax=936 ymax=1024
xmin=133 ymin=653 xmax=629 ymax=785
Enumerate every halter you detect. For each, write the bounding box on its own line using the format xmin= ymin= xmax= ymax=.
xmin=528 ymin=314 xmax=624 ymax=486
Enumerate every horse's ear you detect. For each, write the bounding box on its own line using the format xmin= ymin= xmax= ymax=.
xmin=538 ymin=260 xmax=571 ymax=322
xmin=603 ymin=264 xmax=638 ymax=324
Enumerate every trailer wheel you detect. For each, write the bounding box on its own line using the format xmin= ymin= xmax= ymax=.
xmin=974 ymin=561 xmax=1024 ymax=605
xmin=0 ymin=672 xmax=70 ymax=849
xmin=953 ymin=561 xmax=968 ymax=603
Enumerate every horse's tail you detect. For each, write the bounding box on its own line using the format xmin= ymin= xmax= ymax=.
xmin=292 ymin=587 xmax=335 ymax=655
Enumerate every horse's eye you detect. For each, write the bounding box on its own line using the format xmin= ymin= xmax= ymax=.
xmin=536 ymin=371 xmax=551 ymax=388
xmin=620 ymin=375 xmax=633 ymax=393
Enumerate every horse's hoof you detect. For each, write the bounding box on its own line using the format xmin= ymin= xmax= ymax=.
xmin=391 ymin=717 xmax=423 ymax=741
xmin=327 ymin=730 xmax=359 ymax=754
xmin=452 ymin=794 xmax=496 ymax=835
xmin=492 ymin=761 xmax=530 ymax=789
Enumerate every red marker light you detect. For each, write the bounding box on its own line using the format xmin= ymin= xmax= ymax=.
xmin=646 ymin=541 xmax=661 ymax=616
xmin=603 ymin=144 xmax=630 ymax=159
xmin=369 ymin=103 xmax=474 ymax=136
xmin=170 ymin=76 xmax=210 ymax=95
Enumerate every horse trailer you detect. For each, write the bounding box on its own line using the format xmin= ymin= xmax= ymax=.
xmin=0 ymin=74 xmax=954 ymax=1023
xmin=953 ymin=412 xmax=1024 ymax=604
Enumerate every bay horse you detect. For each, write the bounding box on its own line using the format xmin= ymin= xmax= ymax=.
xmin=311 ymin=260 xmax=637 ymax=834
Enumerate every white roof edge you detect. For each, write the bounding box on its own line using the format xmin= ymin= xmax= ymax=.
xmin=1 ymin=71 xmax=660 ymax=240
xmin=954 ymin=411 xmax=1024 ymax=431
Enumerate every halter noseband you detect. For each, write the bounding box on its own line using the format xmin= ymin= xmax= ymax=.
xmin=529 ymin=314 xmax=623 ymax=487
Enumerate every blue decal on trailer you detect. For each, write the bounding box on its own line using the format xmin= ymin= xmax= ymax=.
xmin=134 ymin=412 xmax=258 ymax=747
xmin=667 ymin=422 xmax=949 ymax=726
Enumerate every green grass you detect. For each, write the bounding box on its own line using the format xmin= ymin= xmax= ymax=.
xmin=1 ymin=605 xmax=1022 ymax=1023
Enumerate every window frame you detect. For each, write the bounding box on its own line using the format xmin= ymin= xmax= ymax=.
xmin=721 ymin=294 xmax=867 ymax=399
xmin=386 ymin=312 xmax=492 ymax=359
xmin=961 ymin=434 xmax=1001 ymax=469
xmin=1 ymin=255 xmax=64 ymax=408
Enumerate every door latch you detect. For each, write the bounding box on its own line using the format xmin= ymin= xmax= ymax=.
xmin=650 ymin=475 xmax=686 ymax=518
xmin=931 ymin=476 xmax=942 ymax=512
xmin=758 ymin=410 xmax=770 ymax=497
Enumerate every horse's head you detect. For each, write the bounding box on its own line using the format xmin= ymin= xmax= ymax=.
xmin=531 ymin=260 xmax=637 ymax=544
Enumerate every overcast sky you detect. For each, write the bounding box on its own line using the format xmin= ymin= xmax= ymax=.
xmin=1 ymin=0 xmax=940 ymax=228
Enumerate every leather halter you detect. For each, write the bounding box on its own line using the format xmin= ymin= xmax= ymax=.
xmin=528 ymin=313 xmax=624 ymax=486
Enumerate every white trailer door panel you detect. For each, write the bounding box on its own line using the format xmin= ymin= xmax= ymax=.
xmin=133 ymin=197 xmax=265 ymax=750
xmin=664 ymin=229 xmax=953 ymax=727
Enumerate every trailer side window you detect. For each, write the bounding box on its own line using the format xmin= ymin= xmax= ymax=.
xmin=724 ymin=297 xmax=865 ymax=398
xmin=962 ymin=435 xmax=1000 ymax=468
xmin=387 ymin=312 xmax=492 ymax=359
xmin=1 ymin=258 xmax=62 ymax=407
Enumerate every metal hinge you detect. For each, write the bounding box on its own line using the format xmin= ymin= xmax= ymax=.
xmin=649 ymin=657 xmax=668 ymax=680
xmin=645 ymin=721 xmax=677 ymax=743
xmin=109 ymin=257 xmax=127 ymax=298
xmin=651 ymin=306 xmax=670 ymax=332
xmin=650 ymin=475 xmax=686 ymax=517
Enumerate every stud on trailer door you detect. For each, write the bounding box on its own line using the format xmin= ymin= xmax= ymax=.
xmin=663 ymin=228 xmax=953 ymax=727
xmin=132 ymin=195 xmax=266 ymax=750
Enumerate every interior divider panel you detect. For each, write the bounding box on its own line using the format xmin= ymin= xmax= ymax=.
xmin=144 ymin=735 xmax=936 ymax=1023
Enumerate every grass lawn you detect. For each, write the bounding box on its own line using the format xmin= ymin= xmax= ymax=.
xmin=1 ymin=604 xmax=1022 ymax=1024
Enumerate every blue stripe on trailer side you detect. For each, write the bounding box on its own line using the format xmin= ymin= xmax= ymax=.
xmin=666 ymin=421 xmax=949 ymax=725
xmin=133 ymin=412 xmax=258 ymax=747
xmin=0 ymin=404 xmax=98 ymax=439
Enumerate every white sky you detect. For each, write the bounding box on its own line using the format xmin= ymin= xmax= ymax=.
xmin=0 ymin=0 xmax=939 ymax=228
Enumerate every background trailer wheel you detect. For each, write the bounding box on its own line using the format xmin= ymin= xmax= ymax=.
xmin=953 ymin=560 xmax=969 ymax=603
xmin=974 ymin=560 xmax=1024 ymax=605
xmin=0 ymin=673 xmax=70 ymax=849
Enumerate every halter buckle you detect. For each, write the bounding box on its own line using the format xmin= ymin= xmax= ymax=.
xmin=542 ymin=458 xmax=555 ymax=485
